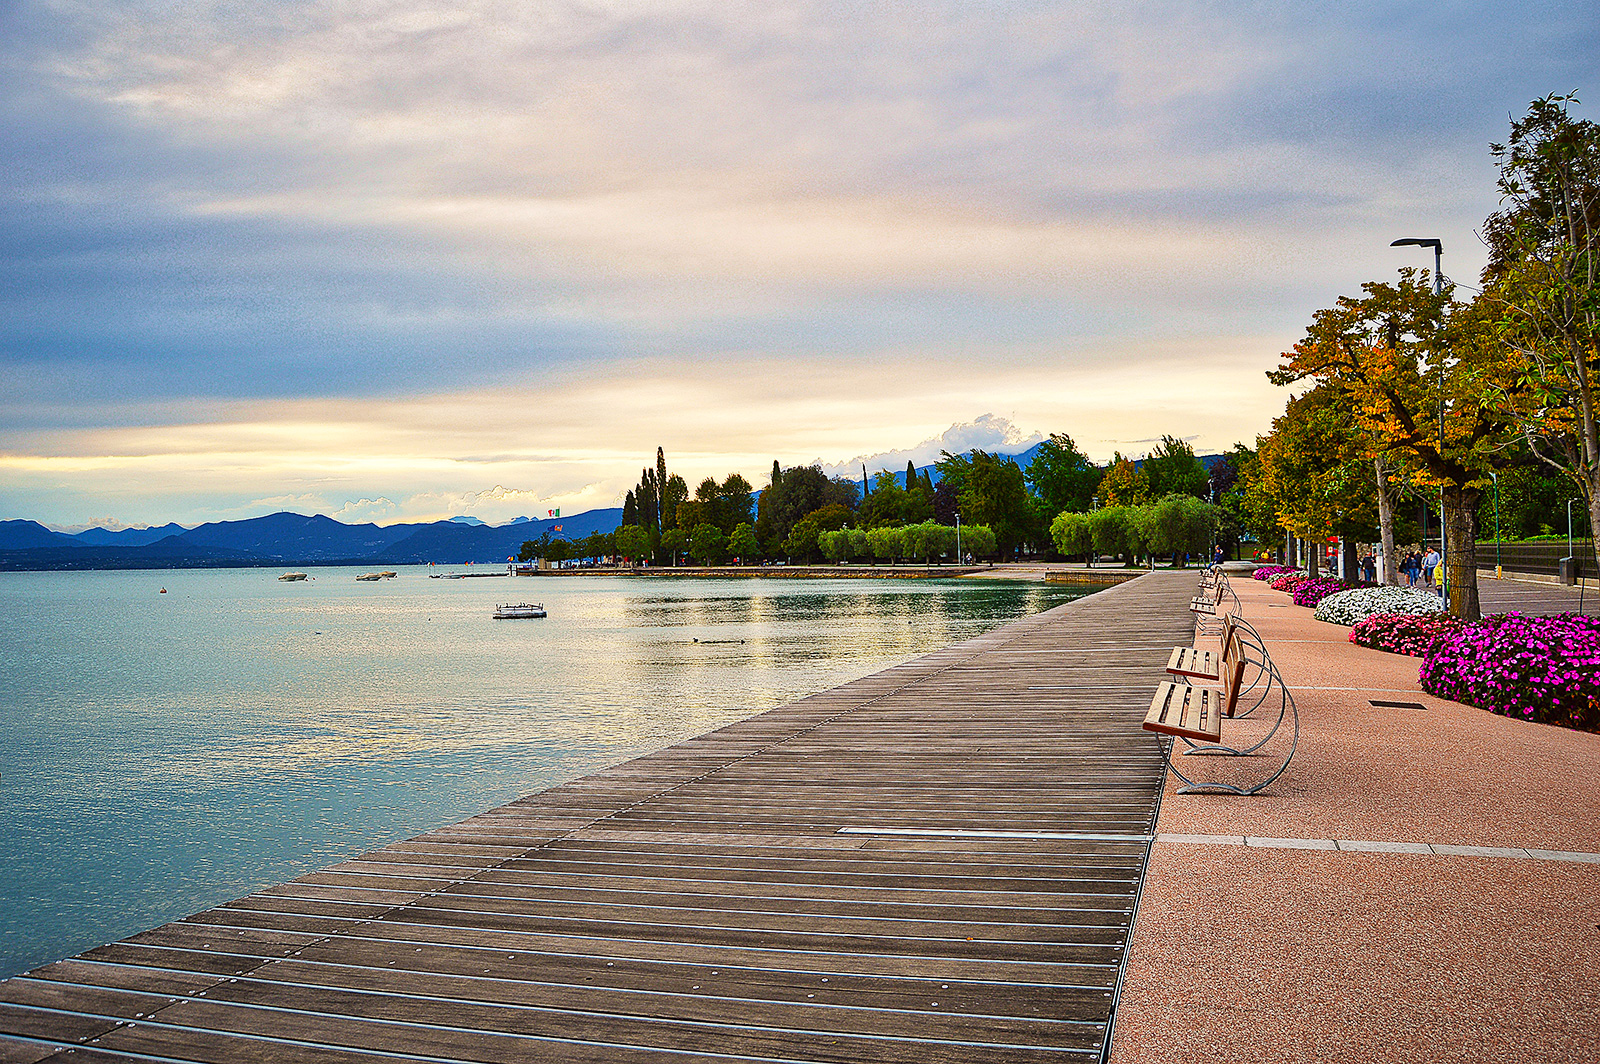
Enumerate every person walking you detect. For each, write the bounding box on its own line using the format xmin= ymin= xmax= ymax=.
xmin=1423 ymin=546 xmax=1441 ymax=588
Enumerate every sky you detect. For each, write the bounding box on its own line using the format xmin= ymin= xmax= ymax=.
xmin=2 ymin=1 xmax=1596 ymax=530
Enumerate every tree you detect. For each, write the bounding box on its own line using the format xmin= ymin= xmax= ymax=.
xmin=1143 ymin=436 xmax=1209 ymax=498
xmin=545 ymin=539 xmax=574 ymax=564
xmin=660 ymin=474 xmax=688 ymax=533
xmin=1271 ymin=271 xmax=1511 ymax=617
xmin=728 ymin=522 xmax=760 ymax=563
xmin=931 ymin=479 xmax=960 ymax=525
xmin=690 ymin=523 xmax=727 ymax=565
xmin=1097 ymin=455 xmax=1149 ymax=507
xmin=614 ymin=524 xmax=651 ymax=564
xmin=759 ymin=463 xmax=858 ymax=554
xmin=960 ymin=524 xmax=997 ymax=560
xmin=956 ymin=451 xmax=1032 ymax=557
xmin=1140 ymin=495 xmax=1218 ymax=566
xmin=620 ymin=490 xmax=638 ymax=528
xmin=1479 ymin=92 xmax=1600 ymax=581
xmin=1049 ymin=510 xmax=1092 ymax=560
xmin=518 ymin=532 xmax=552 ymax=562
xmin=1090 ymin=505 xmax=1145 ymax=565
xmin=860 ymin=471 xmax=907 ymax=528
xmin=1027 ymin=434 xmax=1102 ymax=514
xmin=659 ymin=527 xmax=688 ymax=565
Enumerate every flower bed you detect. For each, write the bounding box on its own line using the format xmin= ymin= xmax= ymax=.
xmin=1252 ymin=565 xmax=1301 ymax=581
xmin=1290 ymin=577 xmax=1369 ymax=608
xmin=1349 ymin=612 xmax=1467 ymax=656
xmin=1269 ymin=572 xmax=1312 ymax=593
xmin=1419 ymin=612 xmax=1600 ymax=731
xmin=1314 ymin=585 xmax=1445 ymax=626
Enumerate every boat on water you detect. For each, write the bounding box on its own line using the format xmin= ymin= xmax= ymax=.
xmin=278 ymin=572 xmax=308 ymax=582
xmin=355 ymin=572 xmax=383 ymax=581
xmin=493 ymin=602 xmax=547 ymax=619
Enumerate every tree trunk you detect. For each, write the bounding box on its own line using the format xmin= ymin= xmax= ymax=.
xmin=1588 ymin=488 xmax=1600 ymax=588
xmin=1375 ymin=459 xmax=1399 ymax=585
xmin=1443 ymin=485 xmax=1482 ymax=620
xmin=1304 ymin=537 xmax=1319 ymax=577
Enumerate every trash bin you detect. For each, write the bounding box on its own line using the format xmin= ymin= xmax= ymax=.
xmin=1559 ymin=556 xmax=1577 ymax=585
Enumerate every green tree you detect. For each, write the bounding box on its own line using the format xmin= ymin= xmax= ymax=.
xmin=1027 ymin=434 xmax=1102 ymax=514
xmin=1479 ymin=93 xmax=1600 ymax=581
xmin=1090 ymin=505 xmax=1145 ymax=565
xmin=1140 ymin=495 xmax=1218 ymax=566
xmin=614 ymin=525 xmax=651 ymax=564
xmin=545 ymin=539 xmax=574 ymax=564
xmin=661 ymin=474 xmax=689 ymax=533
xmin=1049 ymin=511 xmax=1092 ymax=560
xmin=659 ymin=527 xmax=688 ymax=565
xmin=728 ymin=522 xmax=760 ymax=563
xmin=960 ymin=523 xmax=997 ymax=560
xmin=690 ymin=523 xmax=727 ymax=565
xmin=518 ymin=532 xmax=552 ymax=562
xmin=866 ymin=526 xmax=902 ymax=561
xmin=860 ymin=471 xmax=907 ymax=528
xmin=956 ymin=451 xmax=1032 ymax=557
xmin=1144 ymin=436 xmax=1209 ymax=498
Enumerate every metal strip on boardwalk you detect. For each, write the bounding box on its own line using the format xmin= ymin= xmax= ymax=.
xmin=0 ymin=571 xmax=1202 ymax=1064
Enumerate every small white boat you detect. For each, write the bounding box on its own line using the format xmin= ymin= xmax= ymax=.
xmin=355 ymin=572 xmax=383 ymax=581
xmin=494 ymin=602 xmax=547 ymax=619
xmin=279 ymin=572 xmax=308 ymax=581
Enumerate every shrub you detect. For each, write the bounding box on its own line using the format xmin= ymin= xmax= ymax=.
xmin=1291 ymin=577 xmax=1368 ymax=608
xmin=1252 ymin=565 xmax=1301 ymax=581
xmin=1270 ymin=572 xmax=1312 ymax=592
xmin=1350 ymin=612 xmax=1468 ymax=656
xmin=1419 ymin=612 xmax=1600 ymax=732
xmin=1314 ymin=585 xmax=1445 ymax=626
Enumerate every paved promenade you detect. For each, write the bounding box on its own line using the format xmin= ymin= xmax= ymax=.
xmin=1111 ymin=571 xmax=1600 ymax=1063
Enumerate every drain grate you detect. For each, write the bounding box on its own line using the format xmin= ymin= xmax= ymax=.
xmin=1370 ymin=699 xmax=1427 ymax=711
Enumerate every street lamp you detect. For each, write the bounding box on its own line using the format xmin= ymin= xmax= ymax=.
xmin=955 ymin=512 xmax=963 ymax=566
xmin=1392 ymin=237 xmax=1447 ymax=601
xmin=1491 ymin=470 xmax=1501 ymax=577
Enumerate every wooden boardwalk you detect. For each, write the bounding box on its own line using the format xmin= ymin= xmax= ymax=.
xmin=0 ymin=573 xmax=1197 ymax=1064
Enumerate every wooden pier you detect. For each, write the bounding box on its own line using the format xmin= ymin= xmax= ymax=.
xmin=0 ymin=573 xmax=1197 ymax=1063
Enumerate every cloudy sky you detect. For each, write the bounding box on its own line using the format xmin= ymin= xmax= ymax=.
xmin=2 ymin=1 xmax=1595 ymax=529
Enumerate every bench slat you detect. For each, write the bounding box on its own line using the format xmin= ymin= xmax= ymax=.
xmin=1166 ymin=646 xmax=1219 ymax=680
xmin=1143 ymin=682 xmax=1222 ymax=742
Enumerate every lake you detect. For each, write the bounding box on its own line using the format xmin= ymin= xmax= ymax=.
xmin=0 ymin=566 xmax=1092 ymax=979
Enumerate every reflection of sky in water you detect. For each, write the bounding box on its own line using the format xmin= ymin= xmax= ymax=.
xmin=0 ymin=567 xmax=1087 ymax=978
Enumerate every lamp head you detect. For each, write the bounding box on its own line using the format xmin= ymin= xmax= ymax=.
xmin=1391 ymin=237 xmax=1443 ymax=252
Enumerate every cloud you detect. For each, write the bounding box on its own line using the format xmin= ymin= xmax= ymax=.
xmin=816 ymin=415 xmax=1044 ymax=478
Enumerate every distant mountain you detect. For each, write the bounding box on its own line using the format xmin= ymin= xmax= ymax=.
xmin=0 ymin=520 xmax=76 ymax=550
xmin=448 ymin=515 xmax=485 ymax=526
xmin=71 ymin=523 xmax=190 ymax=547
xmin=0 ymin=507 xmax=627 ymax=571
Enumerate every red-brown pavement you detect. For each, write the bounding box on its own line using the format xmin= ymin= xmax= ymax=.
xmin=1110 ymin=571 xmax=1600 ymax=1064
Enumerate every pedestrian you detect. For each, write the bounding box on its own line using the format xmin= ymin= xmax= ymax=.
xmin=1361 ymin=553 xmax=1376 ymax=583
xmin=1423 ymin=546 xmax=1441 ymax=587
xmin=1213 ymin=544 xmax=1225 ymax=567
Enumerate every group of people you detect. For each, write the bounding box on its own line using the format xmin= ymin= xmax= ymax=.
xmin=1399 ymin=547 xmax=1443 ymax=589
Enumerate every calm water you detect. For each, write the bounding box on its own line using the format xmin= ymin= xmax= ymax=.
xmin=0 ymin=566 xmax=1088 ymax=978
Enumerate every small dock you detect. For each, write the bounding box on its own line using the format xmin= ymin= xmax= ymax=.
xmin=0 ymin=575 xmax=1197 ymax=1063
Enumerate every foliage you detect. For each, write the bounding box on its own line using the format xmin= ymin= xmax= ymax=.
xmin=1026 ymin=434 xmax=1102 ymax=514
xmin=959 ymin=523 xmax=997 ymax=560
xmin=1097 ymin=455 xmax=1149 ymax=507
xmin=659 ymin=527 xmax=688 ymax=564
xmin=613 ymin=524 xmax=651 ymax=563
xmin=759 ymin=464 xmax=859 ymax=556
xmin=1349 ymin=612 xmax=1470 ymax=656
xmin=1420 ymin=612 xmax=1600 ymax=731
xmin=689 ymin=523 xmax=727 ymax=565
xmin=1139 ymin=494 xmax=1217 ymax=563
xmin=1477 ymin=93 xmax=1600 ymax=586
xmin=950 ymin=450 xmax=1033 ymax=557
xmin=1143 ymin=436 xmax=1209 ymax=498
xmin=1089 ymin=505 xmax=1145 ymax=563
xmin=1314 ymin=585 xmax=1445 ymax=626
xmin=1255 ymin=383 xmax=1380 ymax=542
xmin=1049 ymin=510 xmax=1092 ymax=558
xmin=728 ymin=522 xmax=760 ymax=562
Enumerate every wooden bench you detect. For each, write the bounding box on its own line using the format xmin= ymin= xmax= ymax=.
xmin=1190 ymin=568 xmax=1238 ymax=618
xmin=1166 ymin=613 xmax=1237 ymax=682
xmin=1143 ymin=616 xmax=1298 ymax=796
xmin=1147 ymin=629 xmax=1246 ymax=744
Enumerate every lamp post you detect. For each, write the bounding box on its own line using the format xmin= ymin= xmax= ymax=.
xmin=1491 ymin=470 xmax=1501 ymax=577
xmin=955 ymin=512 xmax=963 ymax=566
xmin=1391 ymin=237 xmax=1447 ymax=602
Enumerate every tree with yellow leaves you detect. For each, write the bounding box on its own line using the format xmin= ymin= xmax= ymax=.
xmin=1270 ymin=271 xmax=1513 ymax=618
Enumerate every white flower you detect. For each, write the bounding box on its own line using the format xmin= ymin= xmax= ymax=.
xmin=1313 ymin=585 xmax=1446 ymax=626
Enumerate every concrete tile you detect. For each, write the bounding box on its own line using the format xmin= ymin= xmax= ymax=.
xmin=1336 ymin=839 xmax=1434 ymax=854
xmin=1157 ymin=833 xmax=1244 ymax=845
xmin=1246 ymin=836 xmax=1337 ymax=850
xmin=1527 ymin=849 xmax=1600 ymax=864
xmin=1431 ymin=844 xmax=1532 ymax=859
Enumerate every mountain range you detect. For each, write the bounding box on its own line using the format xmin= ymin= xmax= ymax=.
xmin=0 ymin=510 xmax=622 ymax=571
xmin=2 ymin=444 xmax=1226 ymax=571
